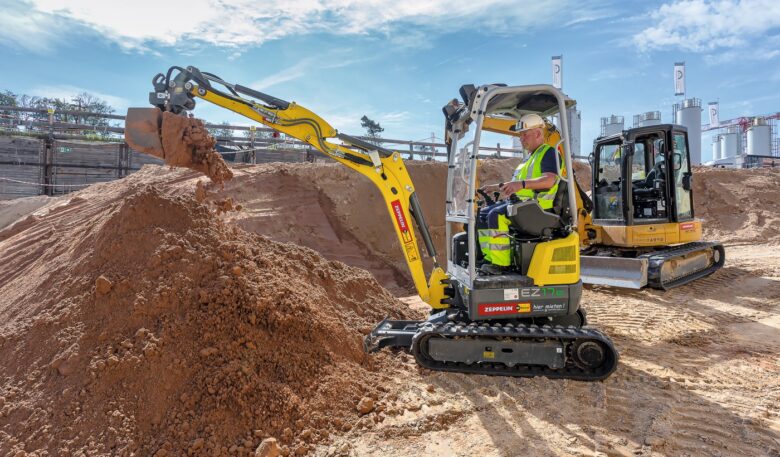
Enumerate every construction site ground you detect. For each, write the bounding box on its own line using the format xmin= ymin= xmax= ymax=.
xmin=0 ymin=161 xmax=779 ymax=456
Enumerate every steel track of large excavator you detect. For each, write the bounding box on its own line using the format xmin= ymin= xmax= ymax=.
xmin=367 ymin=317 xmax=619 ymax=381
xmin=643 ymin=241 xmax=725 ymax=290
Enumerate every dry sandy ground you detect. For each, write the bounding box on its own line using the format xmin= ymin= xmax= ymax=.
xmin=0 ymin=162 xmax=778 ymax=456
xmin=331 ymin=242 xmax=780 ymax=457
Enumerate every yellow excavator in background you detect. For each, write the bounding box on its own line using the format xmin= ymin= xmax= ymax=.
xmin=125 ymin=66 xmax=619 ymax=381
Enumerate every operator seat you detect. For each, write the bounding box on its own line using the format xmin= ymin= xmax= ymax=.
xmin=505 ymin=179 xmax=573 ymax=239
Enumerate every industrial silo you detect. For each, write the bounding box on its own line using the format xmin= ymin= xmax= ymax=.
xmin=633 ymin=111 xmax=662 ymax=127
xmin=566 ymin=107 xmax=581 ymax=157
xmin=711 ymin=135 xmax=721 ymax=161
xmin=674 ymin=98 xmax=702 ymax=164
xmin=720 ymin=127 xmax=740 ymax=158
xmin=746 ymin=117 xmax=771 ymax=155
xmin=600 ymin=115 xmax=624 ymax=137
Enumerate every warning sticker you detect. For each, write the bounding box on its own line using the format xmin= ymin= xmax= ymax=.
xmin=680 ymin=222 xmax=696 ymax=231
xmin=503 ymin=288 xmax=519 ymax=300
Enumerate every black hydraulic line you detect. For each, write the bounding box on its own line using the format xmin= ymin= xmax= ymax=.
xmin=234 ymin=85 xmax=290 ymax=110
xmin=336 ymin=133 xmax=394 ymax=157
xmin=408 ymin=192 xmax=438 ymax=262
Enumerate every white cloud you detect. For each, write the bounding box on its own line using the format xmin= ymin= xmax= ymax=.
xmin=633 ymin=0 xmax=780 ymax=53
xmin=9 ymin=0 xmax=609 ymax=53
xmin=31 ymin=85 xmax=131 ymax=110
xmin=0 ymin=2 xmax=71 ymax=53
xmin=250 ymin=52 xmax=373 ymax=90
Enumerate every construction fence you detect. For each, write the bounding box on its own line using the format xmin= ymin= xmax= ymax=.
xmin=0 ymin=106 xmax=522 ymax=200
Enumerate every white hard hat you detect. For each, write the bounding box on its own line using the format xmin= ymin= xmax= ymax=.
xmin=513 ymin=114 xmax=545 ymax=132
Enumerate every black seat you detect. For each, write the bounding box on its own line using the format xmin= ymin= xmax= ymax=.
xmin=505 ymin=199 xmax=562 ymax=238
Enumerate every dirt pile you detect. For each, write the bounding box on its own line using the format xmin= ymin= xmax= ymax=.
xmin=693 ymin=166 xmax=780 ymax=243
xmin=0 ymin=175 xmax=411 ymax=456
xmin=188 ymin=159 xmax=626 ymax=293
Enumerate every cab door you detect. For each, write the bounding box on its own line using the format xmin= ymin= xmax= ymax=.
xmin=592 ymin=140 xmax=627 ymax=224
xmin=670 ymin=131 xmax=694 ymax=221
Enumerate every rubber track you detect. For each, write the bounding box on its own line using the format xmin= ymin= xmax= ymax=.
xmin=411 ymin=321 xmax=619 ymax=381
xmin=643 ymin=241 xmax=725 ymax=290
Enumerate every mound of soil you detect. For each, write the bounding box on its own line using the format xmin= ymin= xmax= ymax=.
xmin=693 ymin=166 xmax=780 ymax=243
xmin=0 ymin=177 xmax=411 ymax=456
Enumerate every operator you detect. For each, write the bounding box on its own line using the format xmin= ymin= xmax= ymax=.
xmin=476 ymin=114 xmax=565 ymax=273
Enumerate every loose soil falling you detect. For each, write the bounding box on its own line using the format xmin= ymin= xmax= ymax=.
xmin=159 ymin=112 xmax=234 ymax=186
xmin=0 ymin=160 xmax=778 ymax=456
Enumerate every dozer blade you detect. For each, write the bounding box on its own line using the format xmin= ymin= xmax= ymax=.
xmin=580 ymin=256 xmax=648 ymax=289
xmin=124 ymin=107 xmax=165 ymax=159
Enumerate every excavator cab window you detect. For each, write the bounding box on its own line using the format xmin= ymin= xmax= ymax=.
xmin=630 ymin=132 xmax=669 ymax=222
xmin=672 ymin=132 xmax=693 ymax=220
xmin=593 ymin=142 xmax=624 ymax=221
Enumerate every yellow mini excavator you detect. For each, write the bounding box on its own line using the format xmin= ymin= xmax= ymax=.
xmin=124 ymin=66 xmax=619 ymax=381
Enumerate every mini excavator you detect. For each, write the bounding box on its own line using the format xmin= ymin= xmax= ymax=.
xmin=125 ymin=66 xmax=619 ymax=381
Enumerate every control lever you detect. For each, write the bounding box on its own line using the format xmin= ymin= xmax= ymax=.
xmin=476 ymin=188 xmax=497 ymax=206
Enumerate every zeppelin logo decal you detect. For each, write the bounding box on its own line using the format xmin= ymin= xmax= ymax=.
xmin=680 ymin=222 xmax=695 ymax=231
xmin=479 ymin=302 xmax=531 ymax=316
xmin=391 ymin=200 xmax=408 ymax=232
xmin=391 ymin=199 xmax=418 ymax=260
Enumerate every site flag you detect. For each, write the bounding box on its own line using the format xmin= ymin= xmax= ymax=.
xmin=674 ymin=62 xmax=685 ymax=96
xmin=552 ymin=56 xmax=562 ymax=89
xmin=708 ymin=102 xmax=719 ymax=128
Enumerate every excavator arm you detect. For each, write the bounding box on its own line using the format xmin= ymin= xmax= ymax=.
xmin=125 ymin=65 xmax=450 ymax=308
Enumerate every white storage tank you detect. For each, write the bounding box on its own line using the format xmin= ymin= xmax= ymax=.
xmin=720 ymin=127 xmax=739 ymax=158
xmin=711 ymin=135 xmax=722 ymax=161
xmin=566 ymin=107 xmax=581 ymax=157
xmin=747 ymin=117 xmax=771 ymax=155
xmin=674 ymin=98 xmax=702 ymax=165
xmin=600 ymin=115 xmax=624 ymax=137
xmin=633 ymin=111 xmax=662 ymax=127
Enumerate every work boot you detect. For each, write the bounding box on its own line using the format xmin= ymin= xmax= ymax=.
xmin=479 ymin=263 xmax=506 ymax=275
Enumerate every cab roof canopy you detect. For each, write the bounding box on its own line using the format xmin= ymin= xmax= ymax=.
xmin=484 ymin=88 xmax=577 ymax=118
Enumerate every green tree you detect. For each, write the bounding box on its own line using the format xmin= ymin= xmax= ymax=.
xmin=0 ymin=90 xmax=16 ymax=107
xmin=71 ymin=92 xmax=114 ymax=129
xmin=0 ymin=91 xmax=17 ymax=123
xmin=360 ymin=115 xmax=384 ymax=145
xmin=208 ymin=121 xmax=233 ymax=140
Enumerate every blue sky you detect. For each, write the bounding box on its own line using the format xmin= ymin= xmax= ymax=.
xmin=1 ymin=0 xmax=778 ymax=161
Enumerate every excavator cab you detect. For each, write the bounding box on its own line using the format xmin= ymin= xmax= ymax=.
xmin=592 ymin=125 xmax=693 ymax=226
xmin=442 ymin=84 xmax=584 ymax=323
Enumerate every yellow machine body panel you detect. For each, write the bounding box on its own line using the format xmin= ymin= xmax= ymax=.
xmin=593 ymin=220 xmax=702 ymax=248
xmin=527 ymin=232 xmax=580 ymax=286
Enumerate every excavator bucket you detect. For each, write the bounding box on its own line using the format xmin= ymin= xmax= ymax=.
xmin=125 ymin=107 xmax=165 ymax=159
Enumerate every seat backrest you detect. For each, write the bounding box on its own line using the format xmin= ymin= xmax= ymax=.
xmin=506 ymin=200 xmax=562 ymax=238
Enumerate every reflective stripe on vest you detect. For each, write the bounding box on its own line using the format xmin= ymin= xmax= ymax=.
xmin=511 ymin=143 xmax=564 ymax=210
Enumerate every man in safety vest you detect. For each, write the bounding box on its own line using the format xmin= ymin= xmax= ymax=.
xmin=477 ymin=113 xmax=565 ymax=273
